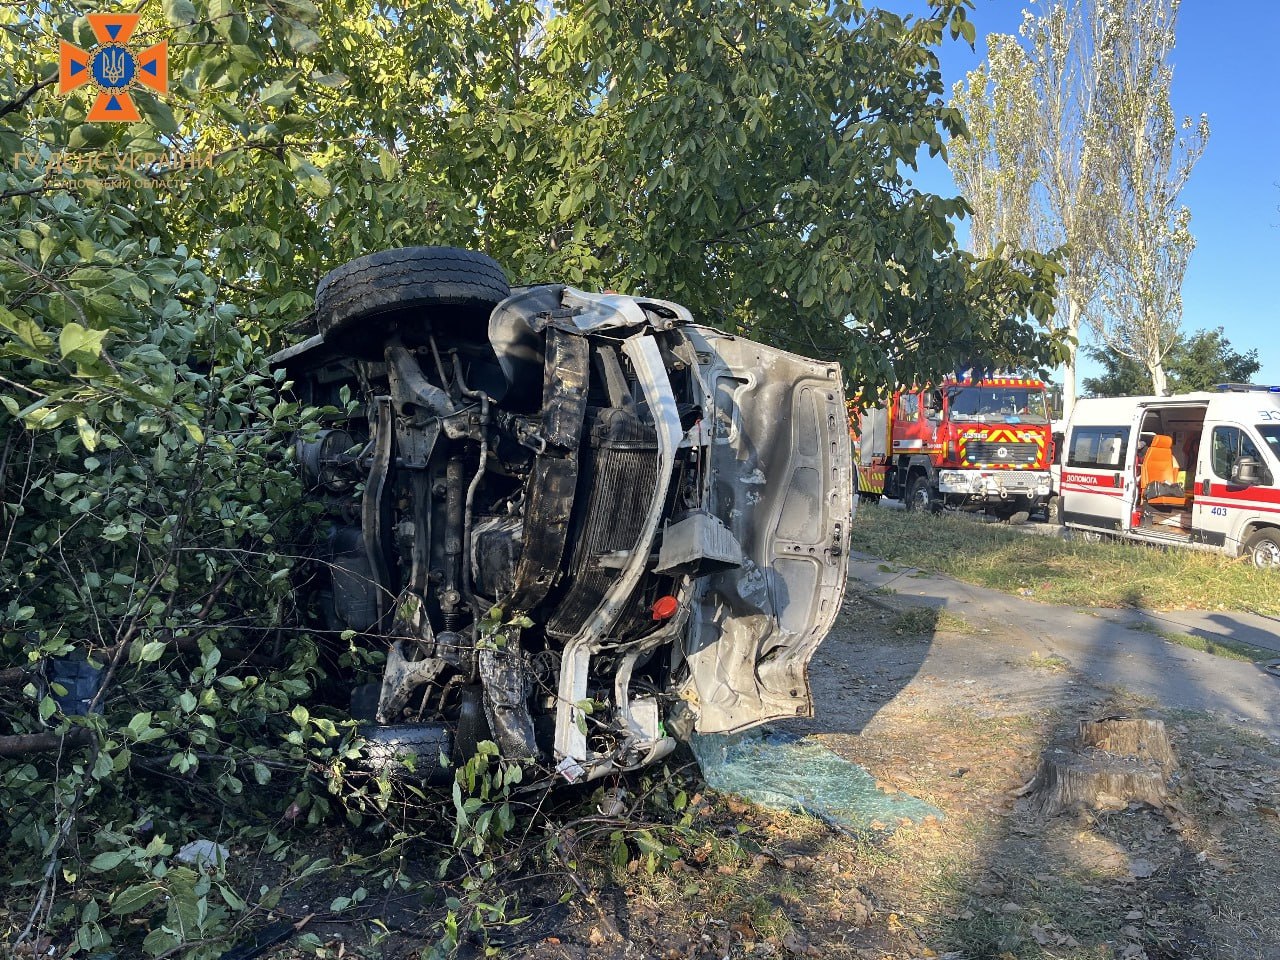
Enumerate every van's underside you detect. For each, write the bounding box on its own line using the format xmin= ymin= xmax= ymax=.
xmin=272 ymin=247 xmax=852 ymax=782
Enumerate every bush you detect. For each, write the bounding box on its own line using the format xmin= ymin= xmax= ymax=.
xmin=0 ymin=200 xmax=350 ymax=953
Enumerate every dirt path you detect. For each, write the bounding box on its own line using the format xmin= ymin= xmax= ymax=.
xmin=749 ymin=571 xmax=1280 ymax=960
xmin=270 ymin=570 xmax=1280 ymax=959
xmin=839 ymin=556 xmax=1280 ymax=739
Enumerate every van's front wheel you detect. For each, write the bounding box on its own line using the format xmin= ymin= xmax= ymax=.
xmin=1244 ymin=528 xmax=1280 ymax=570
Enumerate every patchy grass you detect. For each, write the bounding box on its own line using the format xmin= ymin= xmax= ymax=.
xmin=1127 ymin=621 xmax=1277 ymax=663
xmin=851 ymin=504 xmax=1280 ymax=617
xmin=1022 ymin=652 xmax=1073 ymax=671
xmin=889 ymin=606 xmax=969 ymax=637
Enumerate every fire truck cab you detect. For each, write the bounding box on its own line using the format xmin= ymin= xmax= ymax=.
xmin=1060 ymin=385 xmax=1280 ymax=568
xmin=857 ymin=376 xmax=1054 ymax=521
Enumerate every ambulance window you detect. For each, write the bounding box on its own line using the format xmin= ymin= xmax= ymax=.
xmin=1067 ymin=426 xmax=1128 ymax=469
xmin=1211 ymin=427 xmax=1263 ymax=479
xmin=1258 ymin=425 xmax=1280 ymax=460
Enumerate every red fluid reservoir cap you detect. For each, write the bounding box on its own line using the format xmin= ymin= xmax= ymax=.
xmin=651 ymin=595 xmax=679 ymax=621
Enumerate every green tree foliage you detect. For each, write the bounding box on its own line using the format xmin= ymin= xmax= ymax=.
xmin=1090 ymin=0 xmax=1208 ymax=397
xmin=1082 ymin=328 xmax=1260 ymax=397
xmin=1166 ymin=326 xmax=1260 ymax=392
xmin=951 ymin=0 xmax=1108 ymax=423
xmin=8 ymin=0 xmax=1066 ymax=383
xmin=1 ymin=0 xmax=1066 ymax=952
xmin=952 ymin=0 xmax=1207 ymax=408
xmin=1081 ymin=343 xmax=1151 ymax=397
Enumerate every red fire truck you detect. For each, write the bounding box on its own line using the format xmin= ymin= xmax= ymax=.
xmin=855 ymin=375 xmax=1053 ymax=521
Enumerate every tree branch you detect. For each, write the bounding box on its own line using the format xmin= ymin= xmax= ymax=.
xmin=0 ymin=75 xmax=55 ymax=120
xmin=0 ymin=728 xmax=91 ymax=759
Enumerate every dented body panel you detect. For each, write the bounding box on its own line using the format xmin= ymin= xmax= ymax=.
xmin=680 ymin=328 xmax=852 ymax=733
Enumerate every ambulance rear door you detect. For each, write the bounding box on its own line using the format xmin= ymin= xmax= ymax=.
xmin=1061 ymin=399 xmax=1139 ymax=533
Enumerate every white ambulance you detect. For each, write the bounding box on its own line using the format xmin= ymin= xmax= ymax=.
xmin=1059 ymin=385 xmax=1280 ymax=568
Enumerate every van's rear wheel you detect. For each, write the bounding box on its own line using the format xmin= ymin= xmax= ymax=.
xmin=1244 ymin=528 xmax=1280 ymax=570
xmin=315 ymin=246 xmax=510 ymax=358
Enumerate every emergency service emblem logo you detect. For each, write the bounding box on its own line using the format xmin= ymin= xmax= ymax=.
xmin=58 ymin=14 xmax=167 ymax=123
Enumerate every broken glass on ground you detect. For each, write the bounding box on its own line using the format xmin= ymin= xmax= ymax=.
xmin=690 ymin=730 xmax=942 ymax=832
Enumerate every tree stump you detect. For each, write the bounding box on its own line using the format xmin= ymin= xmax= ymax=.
xmin=1025 ymin=716 xmax=1177 ymax=818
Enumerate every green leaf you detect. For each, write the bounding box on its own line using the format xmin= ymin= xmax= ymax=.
xmin=378 ymin=149 xmax=398 ymax=180
xmin=111 ymin=882 xmax=160 ymax=915
xmin=88 ymin=850 xmax=130 ymax=872
xmin=286 ymin=20 xmax=321 ymax=54
xmin=137 ymin=641 xmax=166 ymax=663
xmin=127 ymin=711 xmax=154 ymax=738
xmin=58 ymin=322 xmax=108 ymax=361
xmin=68 ymin=124 xmax=108 ymax=149
xmin=209 ymin=0 xmax=234 ymax=37
xmin=258 ymin=80 xmax=296 ymax=109
xmin=163 ymin=0 xmax=198 ymax=25
xmin=217 ymin=882 xmax=246 ymax=911
xmin=75 ymin=417 xmax=98 ymax=453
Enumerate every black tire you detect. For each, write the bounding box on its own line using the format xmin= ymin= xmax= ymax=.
xmin=991 ymin=504 xmax=1030 ymax=525
xmin=1244 ymin=528 xmax=1280 ymax=570
xmin=315 ymin=246 xmax=510 ymax=354
xmin=905 ymin=475 xmax=938 ymax=514
xmin=1047 ymin=495 xmax=1061 ymax=525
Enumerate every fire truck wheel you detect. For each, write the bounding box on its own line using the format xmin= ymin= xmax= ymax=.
xmin=1244 ymin=528 xmax=1280 ymax=570
xmin=992 ymin=503 xmax=1031 ymax=524
xmin=905 ymin=476 xmax=939 ymax=514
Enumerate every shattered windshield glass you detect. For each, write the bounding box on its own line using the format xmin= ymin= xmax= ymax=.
xmin=947 ymin=387 xmax=1048 ymax=424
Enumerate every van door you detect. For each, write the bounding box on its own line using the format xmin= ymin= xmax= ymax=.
xmin=1061 ymin=422 xmax=1134 ymax=532
xmin=679 ymin=327 xmax=853 ymax=734
xmin=1193 ymin=422 xmax=1277 ymax=552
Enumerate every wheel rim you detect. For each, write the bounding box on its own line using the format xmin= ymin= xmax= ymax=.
xmin=1253 ymin=538 xmax=1280 ymax=569
xmin=912 ymin=486 xmax=930 ymax=511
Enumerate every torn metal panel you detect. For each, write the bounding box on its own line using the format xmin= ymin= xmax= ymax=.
xmin=478 ymin=645 xmax=538 ymax=760
xmin=503 ymin=328 xmax=590 ymax=612
xmin=377 ymin=637 xmax=447 ymax=723
xmin=656 ymin=510 xmax=744 ymax=577
xmin=678 ymin=326 xmax=853 ymax=734
xmin=361 ymin=396 xmax=397 ymax=628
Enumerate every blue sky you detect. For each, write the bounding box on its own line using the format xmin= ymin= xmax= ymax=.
xmin=889 ymin=0 xmax=1280 ymax=387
